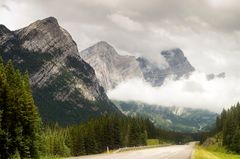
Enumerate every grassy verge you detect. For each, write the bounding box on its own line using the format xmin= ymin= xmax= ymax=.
xmin=195 ymin=145 xmax=240 ymax=159
xmin=147 ymin=139 xmax=160 ymax=145
xmin=40 ymin=156 xmax=63 ymax=159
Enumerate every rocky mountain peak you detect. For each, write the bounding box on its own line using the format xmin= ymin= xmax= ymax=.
xmin=81 ymin=41 xmax=118 ymax=59
xmin=161 ymin=48 xmax=184 ymax=59
xmin=96 ymin=41 xmax=112 ymax=47
xmin=81 ymin=42 xmax=196 ymax=89
xmin=15 ymin=17 xmax=77 ymax=54
xmin=0 ymin=24 xmax=11 ymax=36
xmin=161 ymin=48 xmax=195 ymax=78
xmin=38 ymin=16 xmax=59 ymax=26
xmin=80 ymin=41 xmax=143 ymax=90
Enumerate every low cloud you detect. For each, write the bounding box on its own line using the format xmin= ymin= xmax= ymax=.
xmin=107 ymin=72 xmax=239 ymax=112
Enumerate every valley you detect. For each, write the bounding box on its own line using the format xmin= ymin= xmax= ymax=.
xmin=114 ymin=100 xmax=217 ymax=132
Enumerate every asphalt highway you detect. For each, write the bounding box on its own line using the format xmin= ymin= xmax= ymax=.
xmin=68 ymin=144 xmax=194 ymax=159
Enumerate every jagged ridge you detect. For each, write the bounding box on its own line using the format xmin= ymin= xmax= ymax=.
xmin=80 ymin=42 xmax=195 ymax=89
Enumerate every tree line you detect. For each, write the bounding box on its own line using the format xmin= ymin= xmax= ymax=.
xmin=40 ymin=115 xmax=155 ymax=157
xmin=215 ymin=102 xmax=240 ymax=153
xmin=40 ymin=114 xmax=205 ymax=157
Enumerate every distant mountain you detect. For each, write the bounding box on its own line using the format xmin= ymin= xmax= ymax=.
xmin=0 ymin=17 xmax=121 ymax=125
xmin=80 ymin=42 xmax=195 ymax=90
xmin=114 ymin=101 xmax=217 ymax=132
xmin=80 ymin=41 xmax=143 ymax=90
xmin=161 ymin=48 xmax=195 ymax=79
xmin=136 ymin=57 xmax=167 ymax=86
xmin=137 ymin=48 xmax=195 ymax=86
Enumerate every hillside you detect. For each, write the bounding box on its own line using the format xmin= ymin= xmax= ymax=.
xmin=114 ymin=100 xmax=217 ymax=132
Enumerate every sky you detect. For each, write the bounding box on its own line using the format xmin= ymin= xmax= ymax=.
xmin=1 ymin=0 xmax=240 ymax=112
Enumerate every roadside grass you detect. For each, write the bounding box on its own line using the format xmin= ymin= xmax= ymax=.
xmin=40 ymin=156 xmax=63 ymax=159
xmin=195 ymin=145 xmax=240 ymax=159
xmin=147 ymin=139 xmax=159 ymax=145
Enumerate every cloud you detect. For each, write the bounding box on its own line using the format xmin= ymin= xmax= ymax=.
xmin=108 ymin=13 xmax=144 ymax=31
xmin=107 ymin=72 xmax=240 ymax=112
xmin=1 ymin=4 xmax=10 ymax=11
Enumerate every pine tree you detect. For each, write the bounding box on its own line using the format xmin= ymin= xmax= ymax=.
xmin=69 ymin=126 xmax=86 ymax=156
xmin=0 ymin=59 xmax=41 ymax=159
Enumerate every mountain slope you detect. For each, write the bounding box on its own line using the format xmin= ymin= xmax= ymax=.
xmin=114 ymin=100 xmax=217 ymax=132
xmin=80 ymin=42 xmax=195 ymax=90
xmin=0 ymin=17 xmax=121 ymax=125
xmin=80 ymin=41 xmax=143 ymax=90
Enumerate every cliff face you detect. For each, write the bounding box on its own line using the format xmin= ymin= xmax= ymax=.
xmin=80 ymin=41 xmax=143 ymax=90
xmin=0 ymin=17 xmax=120 ymax=125
xmin=137 ymin=48 xmax=195 ymax=86
xmin=161 ymin=48 xmax=195 ymax=79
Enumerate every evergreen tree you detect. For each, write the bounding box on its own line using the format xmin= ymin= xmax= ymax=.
xmin=215 ymin=103 xmax=240 ymax=153
xmin=69 ymin=126 xmax=86 ymax=156
xmin=0 ymin=59 xmax=41 ymax=159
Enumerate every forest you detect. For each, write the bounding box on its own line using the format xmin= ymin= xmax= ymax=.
xmin=215 ymin=103 xmax=240 ymax=153
xmin=0 ymin=59 xmax=206 ymax=158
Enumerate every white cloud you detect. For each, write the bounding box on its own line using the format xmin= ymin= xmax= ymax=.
xmin=107 ymin=72 xmax=240 ymax=112
xmin=107 ymin=13 xmax=144 ymax=32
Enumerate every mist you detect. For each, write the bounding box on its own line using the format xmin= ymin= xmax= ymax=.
xmin=107 ymin=71 xmax=239 ymax=112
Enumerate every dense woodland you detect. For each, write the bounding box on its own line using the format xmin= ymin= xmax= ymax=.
xmin=41 ymin=115 xmax=152 ymax=157
xmin=215 ymin=103 xmax=240 ymax=153
xmin=40 ymin=114 xmax=204 ymax=157
xmin=0 ymin=59 xmax=206 ymax=158
xmin=0 ymin=59 xmax=41 ymax=158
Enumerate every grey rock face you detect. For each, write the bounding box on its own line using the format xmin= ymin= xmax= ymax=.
xmin=161 ymin=48 xmax=195 ymax=79
xmin=0 ymin=25 xmax=11 ymax=36
xmin=137 ymin=49 xmax=195 ymax=87
xmin=80 ymin=41 xmax=144 ymax=90
xmin=0 ymin=17 xmax=120 ymax=125
xmin=16 ymin=17 xmax=77 ymax=55
xmin=15 ymin=17 xmax=79 ymax=87
xmin=137 ymin=57 xmax=167 ymax=86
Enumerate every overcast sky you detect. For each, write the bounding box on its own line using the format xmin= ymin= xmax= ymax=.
xmin=1 ymin=0 xmax=240 ymax=111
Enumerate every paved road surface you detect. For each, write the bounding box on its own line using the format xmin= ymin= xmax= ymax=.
xmin=68 ymin=144 xmax=194 ymax=159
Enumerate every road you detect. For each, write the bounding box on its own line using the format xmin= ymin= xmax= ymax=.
xmin=67 ymin=144 xmax=195 ymax=159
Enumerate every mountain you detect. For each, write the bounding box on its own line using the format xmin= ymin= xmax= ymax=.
xmin=114 ymin=101 xmax=217 ymax=132
xmin=161 ymin=48 xmax=195 ymax=79
xmin=137 ymin=48 xmax=195 ymax=86
xmin=137 ymin=57 xmax=169 ymax=86
xmin=0 ymin=17 xmax=121 ymax=125
xmin=80 ymin=42 xmax=195 ymax=89
xmin=80 ymin=41 xmax=143 ymax=90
